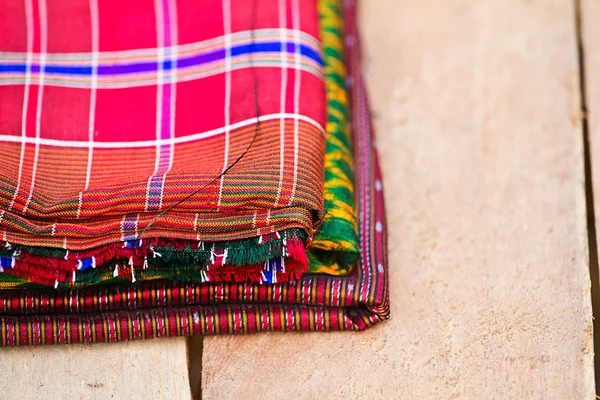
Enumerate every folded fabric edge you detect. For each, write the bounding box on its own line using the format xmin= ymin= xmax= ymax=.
xmin=0 ymin=203 xmax=318 ymax=250
xmin=0 ymin=229 xmax=309 ymax=288
xmin=0 ymin=301 xmax=390 ymax=346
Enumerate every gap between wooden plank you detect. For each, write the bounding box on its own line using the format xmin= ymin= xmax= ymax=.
xmin=575 ymin=0 xmax=600 ymax=395
xmin=188 ymin=335 xmax=203 ymax=399
xmin=577 ymin=0 xmax=600 ymax=396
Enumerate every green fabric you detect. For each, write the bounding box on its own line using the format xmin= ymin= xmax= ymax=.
xmin=307 ymin=0 xmax=360 ymax=275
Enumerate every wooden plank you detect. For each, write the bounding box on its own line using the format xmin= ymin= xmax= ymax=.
xmin=201 ymin=0 xmax=595 ymax=398
xmin=0 ymin=339 xmax=191 ymax=400
xmin=582 ymin=0 xmax=600 ymax=152
xmin=582 ymin=0 xmax=600 ymax=395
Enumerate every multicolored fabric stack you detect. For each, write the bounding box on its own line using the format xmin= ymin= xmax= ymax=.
xmin=0 ymin=0 xmax=388 ymax=346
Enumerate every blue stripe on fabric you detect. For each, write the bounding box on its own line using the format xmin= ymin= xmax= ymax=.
xmin=124 ymin=239 xmax=142 ymax=249
xmin=0 ymin=41 xmax=322 ymax=77
xmin=0 ymin=256 xmax=14 ymax=269
xmin=0 ymin=64 xmax=27 ymax=73
xmin=78 ymin=257 xmax=95 ymax=271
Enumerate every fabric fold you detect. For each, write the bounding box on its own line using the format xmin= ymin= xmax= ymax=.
xmin=0 ymin=0 xmax=363 ymax=288
xmin=0 ymin=0 xmax=328 ymax=286
xmin=0 ymin=0 xmax=390 ymax=346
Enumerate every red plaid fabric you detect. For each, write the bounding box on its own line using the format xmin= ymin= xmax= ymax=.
xmin=0 ymin=0 xmax=390 ymax=346
xmin=0 ymin=0 xmax=326 ymax=249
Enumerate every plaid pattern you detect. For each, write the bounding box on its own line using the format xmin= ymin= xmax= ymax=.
xmin=0 ymin=0 xmax=357 ymax=288
xmin=0 ymin=0 xmax=389 ymax=346
xmin=0 ymin=0 xmax=326 ymax=249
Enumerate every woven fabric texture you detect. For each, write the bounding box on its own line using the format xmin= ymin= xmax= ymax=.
xmin=0 ymin=0 xmax=326 ymax=249
xmin=0 ymin=0 xmax=328 ymax=286
xmin=0 ymin=0 xmax=361 ymax=288
xmin=0 ymin=0 xmax=389 ymax=346
xmin=308 ymin=0 xmax=359 ymax=275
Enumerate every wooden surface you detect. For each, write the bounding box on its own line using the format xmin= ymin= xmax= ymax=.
xmin=583 ymin=0 xmax=600 ymax=397
xmin=1 ymin=1 xmax=598 ymax=398
xmin=0 ymin=339 xmax=191 ymax=400
xmin=201 ymin=0 xmax=595 ymax=398
xmin=583 ymin=0 xmax=600 ymax=149
xmin=584 ymin=0 xmax=600 ymax=262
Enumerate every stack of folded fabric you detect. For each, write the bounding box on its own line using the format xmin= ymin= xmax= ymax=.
xmin=0 ymin=0 xmax=388 ymax=346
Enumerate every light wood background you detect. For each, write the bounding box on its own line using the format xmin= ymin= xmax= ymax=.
xmin=1 ymin=0 xmax=598 ymax=398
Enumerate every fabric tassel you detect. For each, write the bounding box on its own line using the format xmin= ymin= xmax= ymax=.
xmin=150 ymin=246 xmax=162 ymax=258
xmin=261 ymin=259 xmax=277 ymax=284
xmin=0 ymin=256 xmax=15 ymax=269
xmin=123 ymin=238 xmax=142 ymax=249
xmin=222 ymin=248 xmax=228 ymax=264
xmin=77 ymin=256 xmax=96 ymax=271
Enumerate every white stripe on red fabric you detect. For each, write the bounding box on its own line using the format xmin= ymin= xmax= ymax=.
xmin=153 ymin=0 xmax=165 ymax=177
xmin=0 ymin=113 xmax=325 ymax=148
xmin=217 ymin=0 xmax=232 ymax=208
xmin=84 ymin=0 xmax=99 ymax=191
xmin=22 ymin=0 xmax=47 ymax=214
xmin=168 ymin=0 xmax=178 ymax=174
xmin=5 ymin=0 xmax=34 ymax=214
xmin=144 ymin=0 xmax=178 ymax=211
xmin=76 ymin=0 xmax=100 ymax=218
xmin=289 ymin=0 xmax=301 ymax=205
xmin=273 ymin=0 xmax=288 ymax=207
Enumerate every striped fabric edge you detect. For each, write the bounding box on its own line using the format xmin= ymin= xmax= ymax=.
xmin=0 ymin=304 xmax=380 ymax=346
xmin=0 ymin=0 xmax=389 ymax=346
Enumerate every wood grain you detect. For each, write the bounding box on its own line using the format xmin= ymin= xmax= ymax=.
xmin=201 ymin=0 xmax=595 ymax=398
xmin=0 ymin=339 xmax=191 ymax=400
